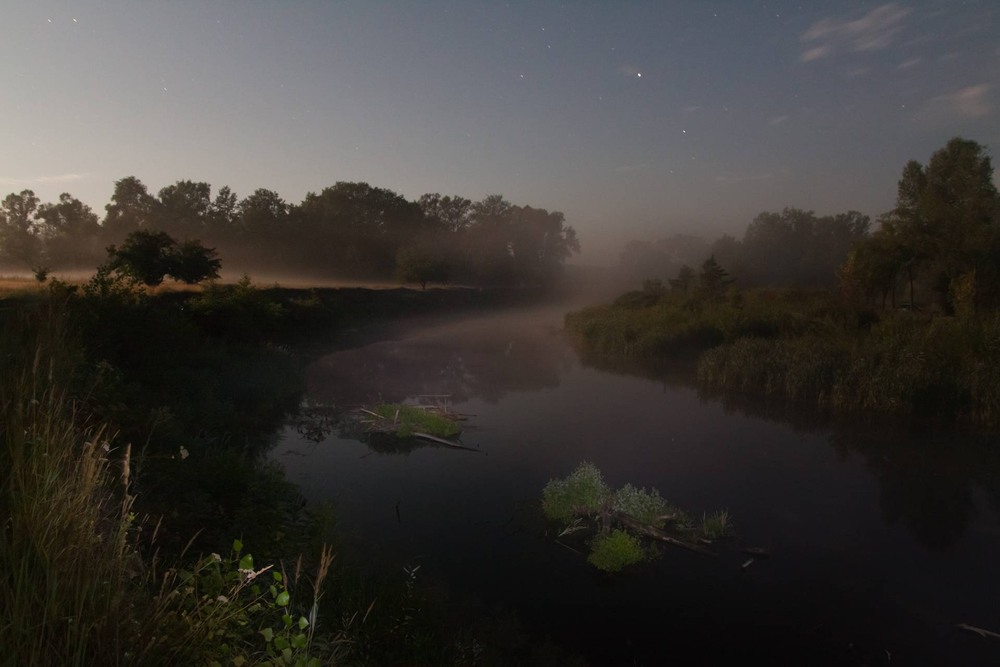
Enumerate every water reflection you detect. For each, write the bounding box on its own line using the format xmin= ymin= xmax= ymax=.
xmin=278 ymin=306 xmax=1000 ymax=663
xmin=304 ymin=311 xmax=573 ymax=406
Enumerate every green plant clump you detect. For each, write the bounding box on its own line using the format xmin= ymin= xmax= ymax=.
xmin=612 ymin=483 xmax=670 ymax=526
xmin=586 ymin=530 xmax=647 ymax=573
xmin=701 ymin=510 xmax=734 ymax=539
xmin=373 ymin=403 xmax=462 ymax=438
xmin=541 ymin=461 xmax=611 ymax=523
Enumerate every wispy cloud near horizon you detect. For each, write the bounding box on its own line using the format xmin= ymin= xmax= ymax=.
xmin=0 ymin=173 xmax=88 ymax=188
xmin=800 ymin=4 xmax=910 ymax=62
xmin=924 ymin=84 xmax=993 ymax=120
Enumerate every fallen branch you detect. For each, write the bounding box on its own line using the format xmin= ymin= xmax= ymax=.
xmin=412 ymin=432 xmax=480 ymax=452
xmin=957 ymin=623 xmax=1000 ymax=640
xmin=613 ymin=512 xmax=716 ymax=556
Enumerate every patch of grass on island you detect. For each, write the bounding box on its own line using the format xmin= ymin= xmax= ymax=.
xmin=372 ymin=403 xmax=462 ymax=438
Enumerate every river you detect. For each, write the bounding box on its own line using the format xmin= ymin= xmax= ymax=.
xmin=274 ymin=302 xmax=1000 ymax=665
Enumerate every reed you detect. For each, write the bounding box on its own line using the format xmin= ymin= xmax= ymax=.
xmin=0 ymin=300 xmax=141 ymax=664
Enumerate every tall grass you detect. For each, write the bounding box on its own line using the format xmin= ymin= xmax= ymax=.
xmin=569 ymin=287 xmax=1000 ymax=426
xmin=0 ymin=300 xmax=331 ymax=665
xmin=0 ymin=300 xmax=142 ymax=664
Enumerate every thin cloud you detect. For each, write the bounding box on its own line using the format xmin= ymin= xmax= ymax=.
xmin=897 ymin=57 xmax=922 ymax=70
xmin=769 ymin=115 xmax=790 ymax=126
xmin=800 ymin=4 xmax=910 ymax=62
xmin=926 ymin=84 xmax=992 ymax=119
xmin=0 ymin=173 xmax=87 ymax=186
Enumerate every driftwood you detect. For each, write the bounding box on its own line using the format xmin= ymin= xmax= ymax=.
xmin=613 ymin=511 xmax=716 ymax=556
xmin=412 ymin=432 xmax=480 ymax=452
xmin=957 ymin=623 xmax=1000 ymax=640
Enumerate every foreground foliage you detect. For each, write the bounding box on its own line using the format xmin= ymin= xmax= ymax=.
xmin=2 ymin=282 xmax=586 ymax=665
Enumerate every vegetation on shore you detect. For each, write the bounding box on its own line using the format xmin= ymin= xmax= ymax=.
xmin=568 ymin=137 xmax=1000 ymax=429
xmin=1 ymin=264 xmax=582 ymax=664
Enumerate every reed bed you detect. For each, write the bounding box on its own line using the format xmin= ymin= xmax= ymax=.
xmin=568 ymin=288 xmax=1000 ymax=427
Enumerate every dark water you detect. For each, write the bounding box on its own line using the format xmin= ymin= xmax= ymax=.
xmin=274 ymin=304 xmax=1000 ymax=665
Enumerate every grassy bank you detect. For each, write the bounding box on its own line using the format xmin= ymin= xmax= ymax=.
xmin=566 ymin=287 xmax=1000 ymax=428
xmin=2 ymin=278 xmax=584 ymax=665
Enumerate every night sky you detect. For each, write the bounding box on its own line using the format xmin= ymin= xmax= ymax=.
xmin=2 ymin=1 xmax=997 ymax=262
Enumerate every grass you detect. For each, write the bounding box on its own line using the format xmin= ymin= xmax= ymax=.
xmin=568 ymin=287 xmax=1000 ymax=427
xmin=700 ymin=510 xmax=734 ymax=540
xmin=372 ymin=402 xmax=463 ymax=438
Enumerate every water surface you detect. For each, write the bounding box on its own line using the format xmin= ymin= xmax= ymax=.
xmin=275 ymin=304 xmax=1000 ymax=665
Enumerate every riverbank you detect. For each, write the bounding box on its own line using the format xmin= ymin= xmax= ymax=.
xmin=565 ymin=286 xmax=1000 ymax=430
xmin=0 ymin=279 xmax=582 ymax=665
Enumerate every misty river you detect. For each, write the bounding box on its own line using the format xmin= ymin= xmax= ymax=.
xmin=274 ymin=302 xmax=1000 ymax=665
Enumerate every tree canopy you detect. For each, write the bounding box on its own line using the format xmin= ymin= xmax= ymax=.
xmin=842 ymin=137 xmax=1000 ymax=311
xmin=0 ymin=177 xmax=579 ymax=287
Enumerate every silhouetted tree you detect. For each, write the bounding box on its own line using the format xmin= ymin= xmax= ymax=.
xmin=35 ymin=193 xmax=102 ymax=268
xmin=103 ymin=176 xmax=156 ymax=242
xmin=106 ymin=229 xmax=220 ymax=286
xmin=669 ymin=264 xmax=695 ymax=294
xmin=0 ymin=190 xmax=42 ymax=269
xmin=699 ymin=255 xmax=734 ymax=298
xmin=396 ymin=245 xmax=450 ymax=289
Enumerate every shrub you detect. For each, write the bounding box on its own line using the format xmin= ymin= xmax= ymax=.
xmin=541 ymin=461 xmax=611 ymax=523
xmin=587 ymin=530 xmax=647 ymax=572
xmin=612 ymin=483 xmax=669 ymax=526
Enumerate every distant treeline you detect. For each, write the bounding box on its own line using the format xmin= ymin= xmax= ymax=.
xmin=620 ymin=208 xmax=870 ymax=290
xmin=0 ymin=179 xmax=579 ymax=286
xmin=620 ymin=136 xmax=1000 ymax=313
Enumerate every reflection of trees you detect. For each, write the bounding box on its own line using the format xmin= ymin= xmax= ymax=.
xmin=305 ymin=322 xmax=574 ymax=408
xmin=577 ymin=350 xmax=1000 ymax=551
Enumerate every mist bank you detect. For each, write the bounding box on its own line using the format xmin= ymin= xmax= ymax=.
xmin=0 ymin=180 xmax=579 ymax=290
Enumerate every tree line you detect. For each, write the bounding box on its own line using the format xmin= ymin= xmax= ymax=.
xmin=0 ymin=179 xmax=579 ymax=287
xmin=621 ymin=136 xmax=999 ymax=313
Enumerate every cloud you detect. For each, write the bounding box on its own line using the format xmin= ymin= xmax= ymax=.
xmin=769 ymin=115 xmax=790 ymax=126
xmin=0 ymin=173 xmax=86 ymax=186
xmin=897 ymin=57 xmax=922 ymax=70
xmin=926 ymin=84 xmax=993 ymax=119
xmin=800 ymin=3 xmax=910 ymax=62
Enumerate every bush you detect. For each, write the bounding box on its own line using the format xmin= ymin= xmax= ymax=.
xmin=612 ymin=483 xmax=669 ymax=526
xmin=587 ymin=530 xmax=647 ymax=572
xmin=541 ymin=461 xmax=611 ymax=522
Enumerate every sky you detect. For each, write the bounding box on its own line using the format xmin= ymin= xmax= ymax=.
xmin=2 ymin=1 xmax=998 ymax=263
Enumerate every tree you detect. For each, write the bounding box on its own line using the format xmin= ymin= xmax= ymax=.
xmin=0 ymin=190 xmax=42 ymax=268
xmin=35 ymin=193 xmax=102 ymax=268
xmin=669 ymin=264 xmax=695 ymax=294
xmin=699 ymin=255 xmax=734 ymax=297
xmin=104 ymin=176 xmax=156 ymax=241
xmin=297 ymin=182 xmax=425 ymax=276
xmin=106 ymin=229 xmax=220 ymax=286
xmin=169 ymin=239 xmax=222 ymax=284
xmin=396 ymin=246 xmax=450 ymax=289
xmin=418 ymin=193 xmax=473 ymax=233
xmin=156 ymin=180 xmax=212 ymax=239
xmin=920 ymin=137 xmax=998 ymax=310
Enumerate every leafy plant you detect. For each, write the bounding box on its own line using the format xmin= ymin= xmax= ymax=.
xmin=541 ymin=461 xmax=611 ymax=523
xmin=586 ymin=530 xmax=647 ymax=572
xmin=542 ymin=462 xmax=732 ymax=572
